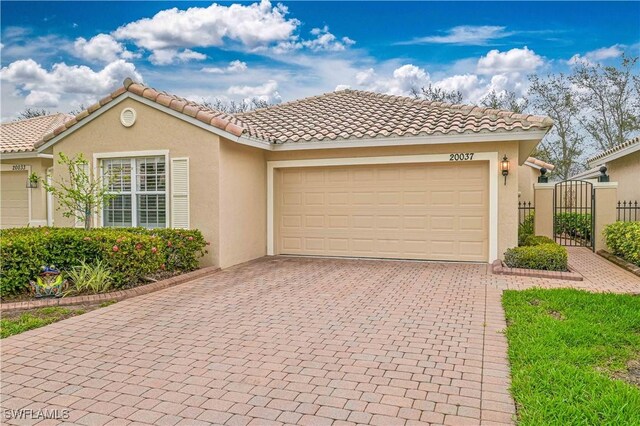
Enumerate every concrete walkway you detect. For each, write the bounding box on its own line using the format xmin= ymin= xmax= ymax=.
xmin=1 ymin=250 xmax=637 ymax=426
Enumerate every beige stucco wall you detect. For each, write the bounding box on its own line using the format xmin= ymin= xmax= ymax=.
xmin=1 ymin=157 xmax=53 ymax=227
xmin=218 ymin=138 xmax=266 ymax=268
xmin=594 ymin=184 xmax=618 ymax=252
xmin=534 ymin=184 xmax=554 ymax=239
xmin=518 ymin=164 xmax=538 ymax=202
xmin=607 ymin=150 xmax=640 ymax=201
xmin=43 ymin=97 xmax=528 ymax=265
xmin=48 ymin=98 xmax=220 ymax=266
xmin=265 ymin=141 xmax=521 ymax=260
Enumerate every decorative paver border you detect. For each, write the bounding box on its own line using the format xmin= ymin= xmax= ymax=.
xmin=0 ymin=266 xmax=220 ymax=313
xmin=597 ymin=250 xmax=640 ymax=278
xmin=491 ymin=259 xmax=583 ymax=281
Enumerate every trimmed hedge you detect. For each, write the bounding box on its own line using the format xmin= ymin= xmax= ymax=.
xmin=603 ymin=221 xmax=640 ymax=267
xmin=504 ymin=243 xmax=568 ymax=271
xmin=554 ymin=212 xmax=592 ymax=240
xmin=522 ymin=235 xmax=556 ymax=246
xmin=0 ymin=227 xmax=207 ymax=297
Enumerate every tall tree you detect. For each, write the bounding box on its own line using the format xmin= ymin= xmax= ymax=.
xmin=15 ymin=108 xmax=50 ymax=120
xmin=480 ymin=90 xmax=529 ymax=114
xmin=570 ymin=55 xmax=640 ymax=150
xmin=528 ymin=74 xmax=585 ymax=180
xmin=41 ymin=153 xmax=118 ymax=230
xmin=412 ymin=84 xmax=463 ymax=104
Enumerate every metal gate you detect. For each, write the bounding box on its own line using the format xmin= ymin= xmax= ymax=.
xmin=553 ymin=180 xmax=595 ymax=250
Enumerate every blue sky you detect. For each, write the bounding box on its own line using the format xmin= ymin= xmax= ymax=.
xmin=1 ymin=1 xmax=639 ymax=120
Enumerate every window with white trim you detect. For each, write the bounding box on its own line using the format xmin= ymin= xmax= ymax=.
xmin=102 ymin=156 xmax=167 ymax=228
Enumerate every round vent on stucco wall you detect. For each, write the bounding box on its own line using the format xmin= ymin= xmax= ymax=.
xmin=120 ymin=108 xmax=137 ymax=127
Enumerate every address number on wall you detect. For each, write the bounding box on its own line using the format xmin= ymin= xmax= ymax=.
xmin=449 ymin=153 xmax=474 ymax=161
xmin=12 ymin=164 xmax=26 ymax=171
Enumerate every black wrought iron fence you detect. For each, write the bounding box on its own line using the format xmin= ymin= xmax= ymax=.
xmin=518 ymin=201 xmax=535 ymax=225
xmin=617 ymin=200 xmax=640 ymax=222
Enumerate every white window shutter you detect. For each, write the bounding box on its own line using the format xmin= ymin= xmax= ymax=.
xmin=171 ymin=158 xmax=189 ymax=229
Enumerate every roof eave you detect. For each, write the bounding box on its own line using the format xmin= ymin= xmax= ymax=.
xmin=36 ymin=92 xmax=271 ymax=154
xmin=587 ymin=141 xmax=640 ymax=168
xmin=270 ymin=128 xmax=549 ymax=163
xmin=1 ymin=151 xmax=53 ymax=160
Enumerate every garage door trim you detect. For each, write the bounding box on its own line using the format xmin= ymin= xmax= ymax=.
xmin=267 ymin=152 xmax=499 ymax=262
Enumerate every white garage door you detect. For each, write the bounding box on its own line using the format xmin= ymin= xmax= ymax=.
xmin=275 ymin=162 xmax=489 ymax=262
xmin=1 ymin=171 xmax=29 ymax=229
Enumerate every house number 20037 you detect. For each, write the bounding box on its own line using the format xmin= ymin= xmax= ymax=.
xmin=449 ymin=153 xmax=474 ymax=161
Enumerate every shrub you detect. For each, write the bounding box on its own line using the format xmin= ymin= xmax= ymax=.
xmin=0 ymin=227 xmax=208 ymax=297
xmin=518 ymin=212 xmax=535 ymax=246
xmin=603 ymin=221 xmax=640 ymax=267
xmin=504 ymin=243 xmax=568 ymax=271
xmin=65 ymin=260 xmax=113 ymax=295
xmin=121 ymin=228 xmax=207 ymax=271
xmin=554 ymin=212 xmax=591 ymax=240
xmin=522 ymin=235 xmax=556 ymax=246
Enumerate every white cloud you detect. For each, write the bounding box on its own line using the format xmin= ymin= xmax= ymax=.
xmin=227 ymin=79 xmax=281 ymax=103
xmin=74 ymin=34 xmax=136 ymax=63
xmin=113 ymin=0 xmax=299 ymax=57
xmin=568 ymin=44 xmax=625 ymax=66
xmin=399 ymin=26 xmax=513 ymax=46
xmin=355 ymin=68 xmax=375 ymax=85
xmin=334 ymin=84 xmax=350 ymax=91
xmin=476 ymin=47 xmax=544 ymax=74
xmin=1 ymin=58 xmax=142 ymax=108
xmin=202 ymin=60 xmax=248 ymax=74
xmin=25 ymin=90 xmax=60 ymax=107
xmin=434 ymin=74 xmax=481 ymax=97
xmin=302 ymin=26 xmax=355 ymax=52
xmin=149 ymin=48 xmax=206 ymax=65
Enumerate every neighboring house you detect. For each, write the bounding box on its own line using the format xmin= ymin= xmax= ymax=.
xmin=518 ymin=157 xmax=555 ymax=202
xmin=571 ymin=137 xmax=640 ymax=201
xmin=10 ymin=78 xmax=552 ymax=267
xmin=0 ymin=114 xmax=72 ymax=228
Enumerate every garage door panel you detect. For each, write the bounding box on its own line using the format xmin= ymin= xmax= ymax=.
xmin=277 ymin=162 xmax=488 ymax=261
xmin=1 ymin=171 xmax=29 ymax=229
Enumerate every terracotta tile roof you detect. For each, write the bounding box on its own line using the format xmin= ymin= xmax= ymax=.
xmin=1 ymin=113 xmax=73 ymax=153
xmin=525 ymin=156 xmax=555 ymax=171
xmin=587 ymin=137 xmax=640 ymax=164
xmin=34 ymin=79 xmax=553 ymax=149
xmin=236 ymin=89 xmax=553 ymax=144
xmin=35 ymin=78 xmax=267 ymax=148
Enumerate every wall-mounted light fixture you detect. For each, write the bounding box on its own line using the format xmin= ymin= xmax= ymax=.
xmin=500 ymin=155 xmax=510 ymax=185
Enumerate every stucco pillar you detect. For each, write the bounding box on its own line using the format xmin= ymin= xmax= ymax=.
xmin=534 ymin=183 xmax=554 ymax=239
xmin=593 ymin=182 xmax=618 ymax=252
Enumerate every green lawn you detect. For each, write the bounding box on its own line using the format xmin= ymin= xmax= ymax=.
xmin=502 ymin=289 xmax=640 ymax=425
xmin=1 ymin=306 xmax=86 ymax=338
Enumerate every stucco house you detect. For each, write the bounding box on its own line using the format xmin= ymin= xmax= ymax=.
xmin=571 ymin=137 xmax=640 ymax=202
xmin=518 ymin=156 xmax=554 ymax=202
xmin=0 ymin=114 xmax=72 ymax=228
xmin=1 ymin=78 xmax=553 ymax=267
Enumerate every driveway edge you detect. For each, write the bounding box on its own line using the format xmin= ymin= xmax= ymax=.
xmin=0 ymin=266 xmax=220 ymax=313
xmin=491 ymin=260 xmax=583 ymax=281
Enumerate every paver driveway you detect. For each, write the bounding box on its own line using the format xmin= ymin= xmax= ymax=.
xmin=2 ymin=251 xmax=638 ymax=426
